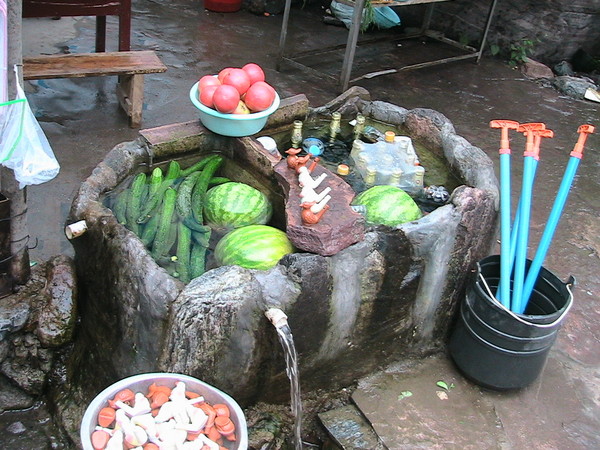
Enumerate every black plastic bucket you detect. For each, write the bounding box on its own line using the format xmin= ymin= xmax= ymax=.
xmin=449 ymin=255 xmax=573 ymax=390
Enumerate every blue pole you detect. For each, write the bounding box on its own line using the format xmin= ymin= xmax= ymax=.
xmin=519 ymin=158 xmax=579 ymax=312
xmin=511 ymin=153 xmax=536 ymax=313
xmin=498 ymin=152 xmax=512 ymax=308
xmin=491 ymin=120 xmax=519 ymax=308
xmin=508 ymin=160 xmax=538 ymax=279
xmin=519 ymin=125 xmax=594 ymax=311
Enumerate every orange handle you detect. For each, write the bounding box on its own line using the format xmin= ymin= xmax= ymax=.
xmin=519 ymin=123 xmax=546 ymax=156
xmin=490 ymin=119 xmax=519 ymax=151
xmin=570 ymin=124 xmax=595 ymax=157
xmin=532 ymin=129 xmax=554 ymax=160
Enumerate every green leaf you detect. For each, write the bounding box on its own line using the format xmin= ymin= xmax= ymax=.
xmin=436 ymin=381 xmax=449 ymax=390
xmin=398 ymin=391 xmax=413 ymax=400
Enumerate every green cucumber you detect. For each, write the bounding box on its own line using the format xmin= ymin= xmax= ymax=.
xmin=183 ymin=216 xmax=211 ymax=233
xmin=176 ymin=171 xmax=203 ymax=219
xmin=180 ymin=154 xmax=221 ymax=178
xmin=125 ymin=173 xmax=147 ymax=235
xmin=190 ymin=241 xmax=209 ymax=279
xmin=137 ymin=178 xmax=176 ymax=223
xmin=191 ymin=156 xmax=224 ymax=224
xmin=140 ymin=213 xmax=160 ymax=247
xmin=176 ymin=221 xmax=192 ymax=284
xmin=164 ymin=219 xmax=178 ymax=256
xmin=152 ymin=187 xmax=177 ymax=258
xmin=165 ymin=160 xmax=181 ymax=181
xmin=209 ymin=176 xmax=231 ymax=187
xmin=113 ymin=189 xmax=128 ymax=225
xmin=148 ymin=167 xmax=163 ymax=199
xmin=191 ymin=229 xmax=211 ymax=248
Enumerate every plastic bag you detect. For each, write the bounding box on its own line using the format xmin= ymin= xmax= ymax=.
xmin=330 ymin=0 xmax=401 ymax=30
xmin=0 ymin=70 xmax=60 ymax=189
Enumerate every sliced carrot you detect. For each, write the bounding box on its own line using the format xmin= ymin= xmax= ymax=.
xmin=91 ymin=430 xmax=110 ymax=450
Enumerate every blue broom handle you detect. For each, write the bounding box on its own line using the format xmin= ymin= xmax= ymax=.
xmin=520 ymin=157 xmax=580 ymax=312
xmin=511 ymin=155 xmax=536 ymax=313
xmin=498 ymin=152 xmax=511 ymax=308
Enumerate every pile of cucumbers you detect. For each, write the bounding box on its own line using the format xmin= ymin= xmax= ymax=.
xmin=109 ymin=154 xmax=227 ymax=283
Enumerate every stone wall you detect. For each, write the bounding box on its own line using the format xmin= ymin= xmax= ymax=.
xmin=418 ymin=0 xmax=600 ymax=65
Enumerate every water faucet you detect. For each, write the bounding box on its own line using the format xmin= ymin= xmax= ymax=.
xmin=265 ymin=308 xmax=288 ymax=329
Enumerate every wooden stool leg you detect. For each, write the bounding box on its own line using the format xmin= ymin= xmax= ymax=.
xmin=96 ymin=16 xmax=107 ymax=52
xmin=116 ymin=74 xmax=144 ymax=128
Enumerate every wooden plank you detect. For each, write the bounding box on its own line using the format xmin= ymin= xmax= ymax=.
xmin=23 ymin=51 xmax=167 ymax=80
xmin=337 ymin=0 xmax=450 ymax=8
xmin=23 ymin=1 xmax=127 ymax=18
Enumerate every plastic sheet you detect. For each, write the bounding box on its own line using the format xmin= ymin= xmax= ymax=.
xmin=0 ymin=67 xmax=60 ymax=188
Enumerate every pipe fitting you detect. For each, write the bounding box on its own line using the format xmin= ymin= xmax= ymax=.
xmin=65 ymin=220 xmax=88 ymax=239
xmin=265 ymin=308 xmax=288 ymax=329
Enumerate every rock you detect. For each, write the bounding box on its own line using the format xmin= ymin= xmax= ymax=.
xmin=37 ymin=256 xmax=77 ymax=348
xmin=520 ymin=58 xmax=554 ymax=79
xmin=274 ymin=159 xmax=365 ymax=256
xmin=0 ymin=334 xmax=52 ymax=395
xmin=6 ymin=421 xmax=26 ymax=434
xmin=554 ymin=61 xmax=575 ymax=77
xmin=0 ymin=374 xmax=34 ymax=412
xmin=0 ymin=296 xmax=30 ymax=340
xmin=571 ymin=48 xmax=600 ymax=73
xmin=552 ymin=76 xmax=597 ymax=100
xmin=318 ymin=405 xmax=385 ymax=449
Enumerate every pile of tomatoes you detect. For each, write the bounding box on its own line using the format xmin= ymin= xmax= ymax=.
xmin=198 ymin=63 xmax=277 ymax=114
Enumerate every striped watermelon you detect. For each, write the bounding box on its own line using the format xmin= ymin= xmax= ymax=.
xmin=204 ymin=182 xmax=272 ymax=230
xmin=352 ymin=185 xmax=422 ymax=226
xmin=215 ymin=225 xmax=294 ymax=270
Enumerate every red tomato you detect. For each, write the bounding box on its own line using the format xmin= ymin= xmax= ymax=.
xmin=251 ymin=81 xmax=275 ymax=94
xmin=242 ymin=63 xmax=265 ymax=85
xmin=244 ymin=82 xmax=276 ymax=112
xmin=222 ymin=68 xmax=251 ymax=95
xmin=199 ymin=84 xmax=219 ymax=108
xmin=199 ymin=75 xmax=220 ymax=90
xmin=212 ymin=84 xmax=240 ymax=113
xmin=217 ymin=67 xmax=233 ymax=83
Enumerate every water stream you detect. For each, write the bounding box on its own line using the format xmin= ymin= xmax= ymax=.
xmin=265 ymin=308 xmax=303 ymax=450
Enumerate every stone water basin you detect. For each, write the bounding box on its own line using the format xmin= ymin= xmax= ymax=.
xmin=66 ymin=87 xmax=498 ymax=417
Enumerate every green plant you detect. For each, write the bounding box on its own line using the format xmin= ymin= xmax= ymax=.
xmin=361 ymin=0 xmax=376 ymax=32
xmin=508 ymin=38 xmax=536 ymax=68
xmin=436 ymin=380 xmax=455 ymax=391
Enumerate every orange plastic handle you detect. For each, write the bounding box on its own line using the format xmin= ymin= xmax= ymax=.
xmin=519 ymin=123 xmax=546 ymax=156
xmin=532 ymin=129 xmax=554 ymax=160
xmin=571 ymin=124 xmax=595 ymax=157
xmin=490 ymin=120 xmax=519 ymax=151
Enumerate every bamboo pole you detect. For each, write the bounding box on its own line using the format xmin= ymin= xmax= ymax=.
xmin=2 ymin=0 xmax=31 ymax=286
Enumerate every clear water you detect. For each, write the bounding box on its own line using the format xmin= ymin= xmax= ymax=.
xmin=262 ymin=117 xmax=464 ymax=203
xmin=275 ymin=324 xmax=303 ymax=450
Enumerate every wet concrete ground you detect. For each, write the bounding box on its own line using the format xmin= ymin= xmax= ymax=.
xmin=7 ymin=0 xmax=599 ymax=448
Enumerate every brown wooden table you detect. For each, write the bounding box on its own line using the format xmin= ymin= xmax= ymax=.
xmin=22 ymin=0 xmax=132 ymax=52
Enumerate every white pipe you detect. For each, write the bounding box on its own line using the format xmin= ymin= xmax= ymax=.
xmin=65 ymin=220 xmax=88 ymax=239
xmin=265 ymin=308 xmax=288 ymax=329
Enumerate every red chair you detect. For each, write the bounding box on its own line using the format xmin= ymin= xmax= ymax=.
xmin=22 ymin=0 xmax=132 ymax=52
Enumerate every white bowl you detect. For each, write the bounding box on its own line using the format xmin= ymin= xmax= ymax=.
xmin=190 ymin=81 xmax=280 ymax=137
xmin=80 ymin=372 xmax=248 ymax=449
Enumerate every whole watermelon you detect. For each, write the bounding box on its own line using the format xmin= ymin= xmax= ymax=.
xmin=204 ymin=182 xmax=272 ymax=230
xmin=215 ymin=225 xmax=294 ymax=270
xmin=352 ymin=185 xmax=422 ymax=226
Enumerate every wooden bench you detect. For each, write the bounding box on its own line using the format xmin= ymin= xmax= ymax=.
xmin=23 ymin=50 xmax=167 ymax=128
xmin=22 ymin=0 xmax=132 ymax=52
